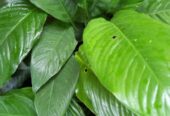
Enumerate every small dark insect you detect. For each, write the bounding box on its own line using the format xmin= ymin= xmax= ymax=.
xmin=84 ymin=68 xmax=88 ymax=72
xmin=112 ymin=35 xmax=117 ymax=39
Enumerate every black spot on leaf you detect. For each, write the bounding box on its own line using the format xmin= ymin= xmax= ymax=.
xmin=84 ymin=68 xmax=88 ymax=72
xmin=112 ymin=36 xmax=117 ymax=39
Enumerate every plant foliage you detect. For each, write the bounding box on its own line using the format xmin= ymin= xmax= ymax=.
xmin=0 ymin=0 xmax=170 ymax=115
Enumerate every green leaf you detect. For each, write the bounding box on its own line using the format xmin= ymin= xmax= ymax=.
xmin=80 ymin=10 xmax=170 ymax=115
xmin=0 ymin=88 xmax=36 ymax=116
xmin=75 ymin=0 xmax=119 ymax=23
xmin=89 ymin=0 xmax=119 ymax=17
xmin=120 ymin=0 xmax=143 ymax=5
xmin=31 ymin=22 xmax=77 ymax=92
xmin=0 ymin=1 xmax=6 ymax=7
xmin=138 ymin=0 xmax=170 ymax=25
xmin=75 ymin=52 xmax=136 ymax=116
xmin=119 ymin=0 xmax=143 ymax=10
xmin=65 ymin=99 xmax=85 ymax=116
xmin=0 ymin=0 xmax=47 ymax=87
xmin=30 ymin=0 xmax=78 ymax=23
xmin=35 ymin=57 xmax=80 ymax=116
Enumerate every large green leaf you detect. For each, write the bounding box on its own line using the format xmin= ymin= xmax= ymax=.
xmin=0 ymin=88 xmax=36 ymax=116
xmin=0 ymin=0 xmax=47 ymax=87
xmin=65 ymin=99 xmax=85 ymax=116
xmin=35 ymin=57 xmax=80 ymax=116
xmin=75 ymin=52 xmax=136 ymax=116
xmin=80 ymin=10 xmax=170 ymax=115
xmin=31 ymin=22 xmax=77 ymax=92
xmin=30 ymin=0 xmax=78 ymax=23
xmin=139 ymin=0 xmax=170 ymax=25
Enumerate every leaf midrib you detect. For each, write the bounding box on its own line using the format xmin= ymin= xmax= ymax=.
xmin=0 ymin=10 xmax=33 ymax=47
xmin=47 ymin=80 xmax=54 ymax=115
xmin=44 ymin=30 xmax=67 ymax=55
xmin=111 ymin=23 xmax=161 ymax=85
xmin=58 ymin=0 xmax=73 ymax=23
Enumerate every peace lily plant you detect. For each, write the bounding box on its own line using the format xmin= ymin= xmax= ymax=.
xmin=0 ymin=0 xmax=169 ymax=116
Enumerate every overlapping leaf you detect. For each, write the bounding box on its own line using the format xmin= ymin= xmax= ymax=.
xmin=80 ymin=10 xmax=170 ymax=115
xmin=119 ymin=0 xmax=143 ymax=10
xmin=30 ymin=0 xmax=78 ymax=23
xmin=0 ymin=88 xmax=36 ymax=116
xmin=0 ymin=0 xmax=47 ymax=87
xmin=75 ymin=52 xmax=136 ymax=116
xmin=35 ymin=57 xmax=80 ymax=116
xmin=120 ymin=0 xmax=143 ymax=5
xmin=31 ymin=21 xmax=77 ymax=92
xmin=75 ymin=0 xmax=119 ymax=23
xmin=139 ymin=0 xmax=170 ymax=25
xmin=65 ymin=99 xmax=85 ymax=116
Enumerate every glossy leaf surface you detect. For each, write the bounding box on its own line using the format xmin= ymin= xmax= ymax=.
xmin=31 ymin=22 xmax=77 ymax=92
xmin=0 ymin=88 xmax=36 ymax=116
xmin=35 ymin=57 xmax=80 ymax=116
xmin=0 ymin=0 xmax=47 ymax=87
xmin=120 ymin=0 xmax=143 ymax=5
xmin=139 ymin=0 xmax=170 ymax=25
xmin=65 ymin=99 xmax=85 ymax=116
xmin=119 ymin=0 xmax=143 ymax=10
xmin=80 ymin=10 xmax=170 ymax=115
xmin=30 ymin=0 xmax=78 ymax=23
xmin=76 ymin=52 xmax=136 ymax=116
xmin=75 ymin=0 xmax=119 ymax=23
